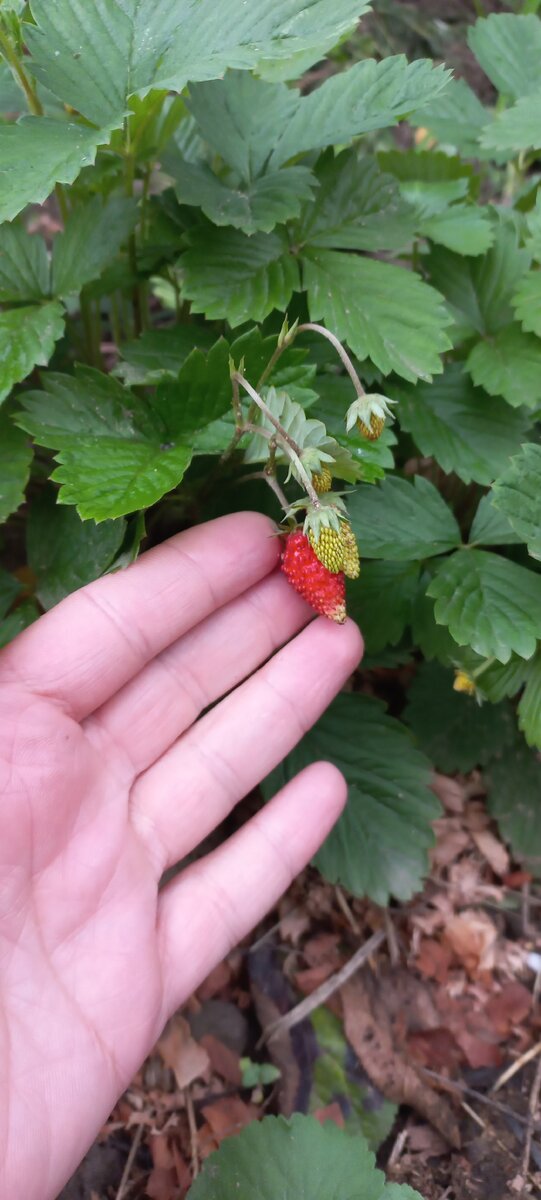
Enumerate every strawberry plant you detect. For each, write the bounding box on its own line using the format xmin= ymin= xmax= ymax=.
xmin=2 ymin=1 xmax=541 ymax=1184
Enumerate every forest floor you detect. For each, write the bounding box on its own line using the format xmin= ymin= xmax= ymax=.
xmin=59 ymin=750 xmax=541 ymax=1200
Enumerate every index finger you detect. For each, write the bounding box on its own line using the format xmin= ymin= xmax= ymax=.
xmin=0 ymin=512 xmax=280 ymax=718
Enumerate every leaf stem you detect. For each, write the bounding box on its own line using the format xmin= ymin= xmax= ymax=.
xmin=234 ymin=372 xmax=320 ymax=507
xmin=0 ymin=25 xmax=43 ymax=115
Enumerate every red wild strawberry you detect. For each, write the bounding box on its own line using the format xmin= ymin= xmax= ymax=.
xmin=281 ymin=530 xmax=346 ymax=624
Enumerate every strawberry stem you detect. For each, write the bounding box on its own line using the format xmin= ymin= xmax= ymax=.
xmin=234 ymin=372 xmax=321 ymax=508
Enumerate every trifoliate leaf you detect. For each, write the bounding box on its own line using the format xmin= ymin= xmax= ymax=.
xmin=467 ymin=325 xmax=541 ymax=409
xmin=411 ymin=77 xmax=491 ymax=159
xmin=486 ymin=744 xmax=541 ymax=876
xmin=394 ymin=364 xmax=530 ymax=485
xmin=187 ymin=1113 xmax=387 ymax=1200
xmin=492 ymin=443 xmax=541 ymax=560
xmin=518 ymin=654 xmax=541 ymax=750
xmin=27 ymin=489 xmax=126 ymax=610
xmin=469 ymin=493 xmax=522 ymax=547
xmin=0 ymin=222 xmax=50 ymax=302
xmin=297 ymin=151 xmax=416 ymax=252
xmin=179 ymin=226 xmax=299 ymax=326
xmin=348 ymin=475 xmax=461 ymax=560
xmin=426 ymin=214 xmax=531 ymax=339
xmin=0 ymin=118 xmax=107 ymax=224
xmin=25 ymin=0 xmax=368 ymax=127
xmin=512 ymin=269 xmax=541 ymax=337
xmin=270 ymin=56 xmax=451 ymax=168
xmin=264 ymin=694 xmax=438 ymax=905
xmin=427 ymin=548 xmax=541 ymax=663
xmin=348 ymin=561 xmax=419 ymax=654
xmin=0 ymin=409 xmax=32 ymax=523
xmin=15 ymin=346 xmax=232 ymax=519
xmin=303 ymin=249 xmax=452 ymax=383
xmin=468 ymin=14 xmax=541 ymax=102
xmin=51 ymin=196 xmax=138 ymax=296
xmin=404 ymin=662 xmax=518 ymax=773
xmin=169 ymin=158 xmax=316 ymax=235
xmin=0 ymin=301 xmax=65 ymax=407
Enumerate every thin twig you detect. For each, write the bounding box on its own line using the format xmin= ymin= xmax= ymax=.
xmin=522 ymin=1054 xmax=541 ymax=1176
xmin=493 ymin=1041 xmax=541 ymax=1094
xmin=185 ymin=1086 xmax=199 ymax=1179
xmin=461 ymin=1100 xmax=486 ymax=1130
xmin=334 ymin=885 xmax=361 ymax=935
xmin=420 ymin=1068 xmax=537 ymax=1130
xmin=234 ymin=372 xmax=320 ymax=507
xmin=262 ymin=929 xmax=385 ymax=1044
xmin=115 ymin=1121 xmax=144 ymax=1200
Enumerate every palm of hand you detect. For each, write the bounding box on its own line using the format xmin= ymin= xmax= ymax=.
xmin=0 ymin=514 xmax=361 ymax=1200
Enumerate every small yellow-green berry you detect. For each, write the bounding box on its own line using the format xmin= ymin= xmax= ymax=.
xmin=312 ymin=465 xmax=333 ymax=495
xmin=357 ymin=413 xmax=386 ymax=441
xmin=308 ymin=526 xmax=344 ymax=574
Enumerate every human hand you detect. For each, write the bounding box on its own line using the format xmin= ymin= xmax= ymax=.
xmin=0 ymin=513 xmax=362 ymax=1200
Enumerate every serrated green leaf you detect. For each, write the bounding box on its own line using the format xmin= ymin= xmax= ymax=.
xmin=303 ymin=249 xmax=452 ymax=383
xmin=27 ymin=489 xmax=126 ymax=609
xmin=264 ymin=694 xmax=438 ymax=905
xmin=348 ymin=475 xmax=461 ymax=561
xmin=270 ymin=56 xmax=451 ymax=168
xmin=411 ymin=575 xmax=459 ymax=664
xmin=25 ymin=0 xmax=368 ymax=128
xmin=0 ymin=301 xmax=64 ymax=406
xmin=0 ymin=59 xmax=24 ymax=113
xmin=486 ymin=744 xmax=541 ymax=876
xmin=469 ymin=493 xmax=523 ymax=546
xmin=427 ymin=548 xmax=541 ymax=663
xmin=169 ymin=158 xmax=316 ymax=235
xmin=15 ymin=365 xmax=195 ymax=520
xmin=180 ymin=226 xmax=299 ymax=326
xmin=426 ymin=214 xmax=530 ymax=339
xmin=525 ymin=195 xmax=541 ymax=263
xmin=114 ymin=325 xmax=216 ymax=385
xmin=0 ymin=118 xmax=107 ymax=224
xmin=466 ymin=326 xmax=541 ymax=408
xmin=187 ymin=1113 xmax=387 ymax=1200
xmin=404 ymin=662 xmax=517 ymax=773
xmin=155 ymin=340 xmax=237 ymax=440
xmin=394 ymin=364 xmax=530 ymax=485
xmin=482 ymin=91 xmax=541 ymax=155
xmin=0 ymin=567 xmax=21 ymax=620
xmin=243 ymin=386 xmax=359 ymax=484
xmin=411 ymin=77 xmax=491 ymax=159
xmin=348 ymin=561 xmax=419 ymax=654
xmin=379 ymin=149 xmax=474 ymax=189
xmin=0 ymin=408 xmax=32 ymax=522
xmin=185 ymin=72 xmax=298 ymax=178
xmin=297 ymin=151 xmax=416 ymax=252
xmin=492 ymin=443 xmax=541 ymax=559
xmin=420 ymin=205 xmax=494 ymax=256
xmin=0 ymin=222 xmax=49 ymax=302
xmin=468 ymin=14 xmax=541 ymax=102
xmin=518 ymin=653 xmax=541 ymax=750
xmin=474 ymin=656 xmax=530 ymax=704
xmin=51 ymin=196 xmax=138 ymax=296
xmin=512 ymin=269 xmax=541 ymax=336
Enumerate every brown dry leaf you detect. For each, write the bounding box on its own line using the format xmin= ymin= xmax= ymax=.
xmin=201 ymin=1097 xmax=258 ymax=1143
xmin=484 ymin=981 xmax=532 ymax=1036
xmin=341 ymin=976 xmax=461 ymax=1148
xmin=171 ymin=1142 xmax=192 ymax=1192
xmin=313 ymin=1102 xmax=345 ymax=1127
xmin=150 ymin=1134 xmax=176 ymax=1170
xmin=197 ymin=960 xmax=232 ymax=1000
xmin=471 ymin=829 xmax=510 ymax=877
xmin=416 ymin=938 xmax=452 ymax=985
xmin=199 ymin=1033 xmax=242 ymax=1085
xmin=407 ymin=1027 xmax=463 ymax=1072
xmin=157 ymin=1015 xmax=210 ymax=1090
xmin=407 ymin=1123 xmax=448 ymax=1157
xmin=146 ymin=1166 xmax=177 ymax=1199
xmin=455 ymin=1029 xmax=502 ymax=1069
xmin=303 ymin=932 xmax=342 ymax=969
xmin=279 ymin=906 xmax=311 ymax=946
xmin=430 ymin=818 xmax=470 ymax=869
xmin=444 ymin=910 xmax=498 ymax=977
xmin=431 ymin=773 xmax=465 ymax=814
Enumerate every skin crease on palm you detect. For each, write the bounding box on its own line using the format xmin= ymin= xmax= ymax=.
xmin=0 ymin=512 xmax=363 ymax=1200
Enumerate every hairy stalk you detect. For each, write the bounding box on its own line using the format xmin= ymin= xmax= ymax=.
xmin=296 ymin=323 xmax=366 ymax=398
xmin=0 ymin=25 xmax=42 ymax=115
xmin=234 ymin=373 xmax=320 ymax=507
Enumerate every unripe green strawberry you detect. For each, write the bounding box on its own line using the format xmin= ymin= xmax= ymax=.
xmin=357 ymin=412 xmax=385 ymax=441
xmin=308 ymin=525 xmax=344 ymax=573
xmin=340 ymin=520 xmax=360 ymax=580
xmin=281 ymin=531 xmax=346 ymax=623
xmin=312 ymin=465 xmax=332 ymax=494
